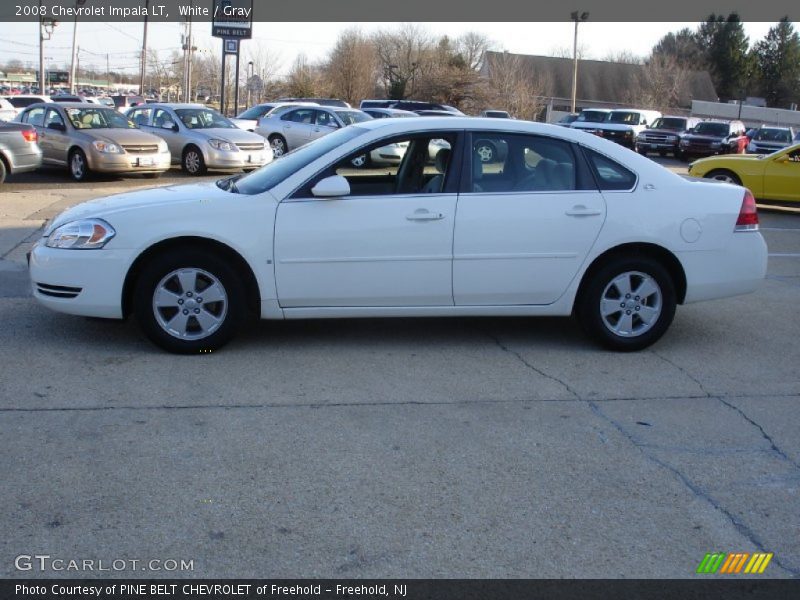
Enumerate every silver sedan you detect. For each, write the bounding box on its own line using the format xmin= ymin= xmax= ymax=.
xmin=255 ymin=105 xmax=372 ymax=157
xmin=126 ymin=103 xmax=273 ymax=175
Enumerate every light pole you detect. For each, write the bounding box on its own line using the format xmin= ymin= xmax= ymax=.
xmin=246 ymin=60 xmax=253 ymax=109
xmin=570 ymin=11 xmax=589 ymax=114
xmin=69 ymin=0 xmax=86 ymax=94
xmin=140 ymin=0 xmax=149 ymax=96
xmin=38 ymin=1 xmax=57 ymax=94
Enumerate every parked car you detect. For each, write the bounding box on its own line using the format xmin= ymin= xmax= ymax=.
xmin=580 ymin=108 xmax=662 ymax=149
xmin=85 ymin=96 xmax=116 ymax=108
xmin=0 ymin=121 xmax=42 ymax=183
xmin=480 ymin=110 xmax=512 ymax=119
xmin=678 ymin=120 xmax=748 ymax=159
xmin=255 ymin=105 xmax=372 ymax=157
xmin=745 ymin=126 xmax=796 ymax=154
xmin=231 ymin=102 xmax=318 ymax=131
xmin=28 ymin=117 xmax=766 ymax=354
xmin=414 ymin=110 xmax=460 ymax=117
xmin=111 ymin=95 xmax=145 ymax=110
xmin=3 ymin=95 xmax=52 ymax=116
xmin=276 ymin=97 xmax=350 ymax=108
xmin=688 ymin=143 xmax=800 ymax=202
xmin=126 ymin=103 xmax=272 ymax=175
xmin=555 ymin=113 xmax=579 ymax=127
xmin=51 ymin=94 xmax=88 ymax=103
xmin=362 ymin=107 xmax=417 ymax=119
xmin=568 ymin=108 xmax=612 ymax=134
xmin=16 ymin=102 xmax=170 ymax=181
xmin=636 ymin=116 xmax=701 ymax=158
xmin=360 ymin=99 xmax=464 ymax=115
xmin=0 ymin=98 xmax=16 ymax=121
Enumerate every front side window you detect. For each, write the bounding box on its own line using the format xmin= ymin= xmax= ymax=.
xmin=44 ymin=108 xmax=64 ymax=128
xmin=315 ymin=110 xmax=338 ymax=128
xmin=468 ymin=133 xmax=578 ymax=193
xmin=153 ymin=109 xmax=176 ymax=128
xmin=324 ymin=133 xmax=456 ymax=196
xmin=583 ymin=148 xmax=637 ymax=191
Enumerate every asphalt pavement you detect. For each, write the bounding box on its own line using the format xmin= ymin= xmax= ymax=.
xmin=1 ymin=161 xmax=799 ymax=579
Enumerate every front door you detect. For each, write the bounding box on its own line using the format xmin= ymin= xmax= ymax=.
xmin=453 ymin=132 xmax=607 ymax=305
xmin=280 ymin=108 xmax=316 ymax=151
xmin=763 ymin=148 xmax=800 ymax=202
xmin=275 ymin=132 xmax=461 ymax=307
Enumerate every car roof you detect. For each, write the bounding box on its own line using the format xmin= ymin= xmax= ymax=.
xmin=141 ymin=103 xmax=206 ymax=109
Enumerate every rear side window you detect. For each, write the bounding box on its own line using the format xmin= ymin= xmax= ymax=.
xmin=583 ymin=148 xmax=637 ymax=191
xmin=24 ymin=107 xmax=45 ymax=127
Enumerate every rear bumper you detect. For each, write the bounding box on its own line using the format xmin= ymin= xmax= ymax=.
xmin=8 ymin=148 xmax=42 ymax=173
xmin=679 ymin=232 xmax=768 ymax=304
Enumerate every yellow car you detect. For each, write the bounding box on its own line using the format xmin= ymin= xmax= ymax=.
xmin=688 ymin=142 xmax=800 ymax=202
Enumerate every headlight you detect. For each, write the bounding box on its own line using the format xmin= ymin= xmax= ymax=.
xmin=209 ymin=139 xmax=237 ymax=152
xmin=45 ymin=219 xmax=116 ymax=250
xmin=93 ymin=140 xmax=122 ymax=154
xmin=666 ymin=135 xmax=677 ymax=141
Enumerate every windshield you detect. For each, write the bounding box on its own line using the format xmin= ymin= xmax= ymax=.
xmin=175 ymin=108 xmax=236 ymax=129
xmin=335 ymin=110 xmax=372 ymax=125
xmin=652 ymin=117 xmax=686 ymax=130
xmin=608 ymin=112 xmax=640 ymax=124
xmin=576 ymin=110 xmax=608 ymax=123
xmin=693 ymin=122 xmax=729 ymax=136
xmin=753 ymin=129 xmax=791 ymax=143
xmin=233 ymin=126 xmax=367 ymax=195
xmin=65 ymin=107 xmax=136 ymax=129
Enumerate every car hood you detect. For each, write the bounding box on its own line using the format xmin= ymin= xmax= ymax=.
xmin=45 ymin=182 xmax=229 ymax=234
xmin=189 ymin=128 xmax=264 ymax=143
xmin=81 ymin=128 xmax=163 ymax=145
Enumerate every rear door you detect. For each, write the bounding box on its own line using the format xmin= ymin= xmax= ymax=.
xmin=453 ymin=132 xmax=606 ymax=305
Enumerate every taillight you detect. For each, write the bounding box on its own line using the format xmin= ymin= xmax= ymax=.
xmin=21 ymin=129 xmax=37 ymax=143
xmin=735 ymin=189 xmax=759 ymax=231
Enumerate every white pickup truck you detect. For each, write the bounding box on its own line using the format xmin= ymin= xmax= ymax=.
xmin=572 ymin=108 xmax=662 ymax=149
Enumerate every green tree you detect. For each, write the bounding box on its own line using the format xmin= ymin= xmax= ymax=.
xmin=651 ymin=28 xmax=705 ymax=68
xmin=752 ymin=17 xmax=800 ymax=107
xmin=698 ymin=13 xmax=751 ymax=101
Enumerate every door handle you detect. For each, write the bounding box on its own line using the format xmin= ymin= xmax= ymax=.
xmin=406 ymin=209 xmax=444 ymax=221
xmin=565 ymin=205 xmax=602 ymax=217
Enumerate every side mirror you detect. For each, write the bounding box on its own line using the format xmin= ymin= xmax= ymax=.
xmin=311 ymin=175 xmax=350 ymax=198
xmin=47 ymin=122 xmax=65 ymax=132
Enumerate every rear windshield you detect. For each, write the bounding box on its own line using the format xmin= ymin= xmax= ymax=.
xmin=335 ymin=110 xmax=372 ymax=125
xmin=237 ymin=105 xmax=274 ymax=120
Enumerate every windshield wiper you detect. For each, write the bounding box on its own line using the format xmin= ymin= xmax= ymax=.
xmin=216 ymin=174 xmax=242 ymax=193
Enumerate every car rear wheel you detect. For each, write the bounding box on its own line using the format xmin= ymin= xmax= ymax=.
xmin=0 ymin=158 xmax=6 ymax=184
xmin=69 ymin=148 xmax=90 ymax=181
xmin=269 ymin=135 xmax=287 ymax=158
xmin=577 ymin=257 xmax=676 ymax=352
xmin=133 ymin=249 xmax=245 ymax=354
xmin=182 ymin=146 xmax=207 ymax=175
xmin=705 ymin=169 xmax=742 ymax=186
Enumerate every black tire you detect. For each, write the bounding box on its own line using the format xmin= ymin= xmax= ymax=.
xmin=704 ymin=169 xmax=742 ymax=186
xmin=0 ymin=158 xmax=6 ymax=184
xmin=133 ymin=248 xmax=246 ymax=354
xmin=576 ymin=256 xmax=676 ymax=352
xmin=268 ymin=135 xmax=287 ymax=158
xmin=658 ymin=150 xmax=667 ymax=157
xmin=69 ymin=148 xmax=91 ymax=181
xmin=182 ymin=145 xmax=207 ymax=175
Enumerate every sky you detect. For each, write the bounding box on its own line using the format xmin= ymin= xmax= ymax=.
xmin=0 ymin=21 xmax=778 ymax=77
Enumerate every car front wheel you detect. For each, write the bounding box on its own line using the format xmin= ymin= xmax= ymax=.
xmin=577 ymin=257 xmax=676 ymax=351
xmin=182 ymin=146 xmax=207 ymax=175
xmin=269 ymin=135 xmax=287 ymax=158
xmin=133 ymin=249 xmax=246 ymax=354
xmin=69 ymin=148 xmax=90 ymax=181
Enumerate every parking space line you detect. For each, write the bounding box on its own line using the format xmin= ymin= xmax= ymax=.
xmin=768 ymin=253 xmax=800 ymax=258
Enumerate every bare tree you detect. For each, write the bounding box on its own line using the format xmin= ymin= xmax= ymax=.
xmin=456 ymin=31 xmax=492 ymax=71
xmin=372 ymin=24 xmax=433 ymax=99
xmin=284 ymin=54 xmax=326 ymax=98
xmin=549 ymin=43 xmax=589 ymax=60
xmin=601 ymin=50 xmax=643 ymax=64
xmin=324 ymin=28 xmax=378 ymax=105
xmin=245 ymin=41 xmax=283 ymax=104
xmin=486 ymin=52 xmax=553 ymax=120
xmin=624 ymin=53 xmax=692 ymax=110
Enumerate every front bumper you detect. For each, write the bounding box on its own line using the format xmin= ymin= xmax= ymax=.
xmin=89 ymin=150 xmax=171 ymax=174
xmin=636 ymin=140 xmax=679 ymax=153
xmin=28 ymin=241 xmax=131 ymax=319
xmin=205 ymin=147 xmax=272 ymax=170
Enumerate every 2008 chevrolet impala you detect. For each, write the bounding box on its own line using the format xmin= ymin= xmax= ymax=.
xmin=29 ymin=118 xmax=767 ymax=353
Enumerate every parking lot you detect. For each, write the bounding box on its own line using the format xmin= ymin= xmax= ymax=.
xmin=1 ymin=159 xmax=799 ymax=578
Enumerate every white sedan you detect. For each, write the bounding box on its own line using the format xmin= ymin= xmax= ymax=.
xmin=29 ymin=118 xmax=767 ymax=353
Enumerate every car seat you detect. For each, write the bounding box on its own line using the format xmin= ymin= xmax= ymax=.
xmin=421 ymin=148 xmax=451 ymax=194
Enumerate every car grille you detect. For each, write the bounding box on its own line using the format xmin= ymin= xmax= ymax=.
xmin=122 ymin=144 xmax=159 ymax=154
xmin=640 ymin=133 xmax=674 ymax=143
xmin=35 ymin=283 xmax=82 ymax=299
xmin=751 ymin=143 xmax=783 ymax=153
xmin=235 ymin=142 xmax=265 ymax=152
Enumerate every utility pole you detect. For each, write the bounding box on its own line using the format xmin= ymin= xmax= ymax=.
xmin=140 ymin=0 xmax=149 ymax=96
xmin=38 ymin=1 xmax=57 ymax=94
xmin=106 ymin=53 xmax=110 ymax=91
xmin=570 ymin=11 xmax=589 ymax=114
xmin=69 ymin=1 xmax=86 ymax=94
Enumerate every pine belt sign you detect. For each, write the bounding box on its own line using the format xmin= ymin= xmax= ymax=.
xmin=211 ymin=0 xmax=253 ymax=39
